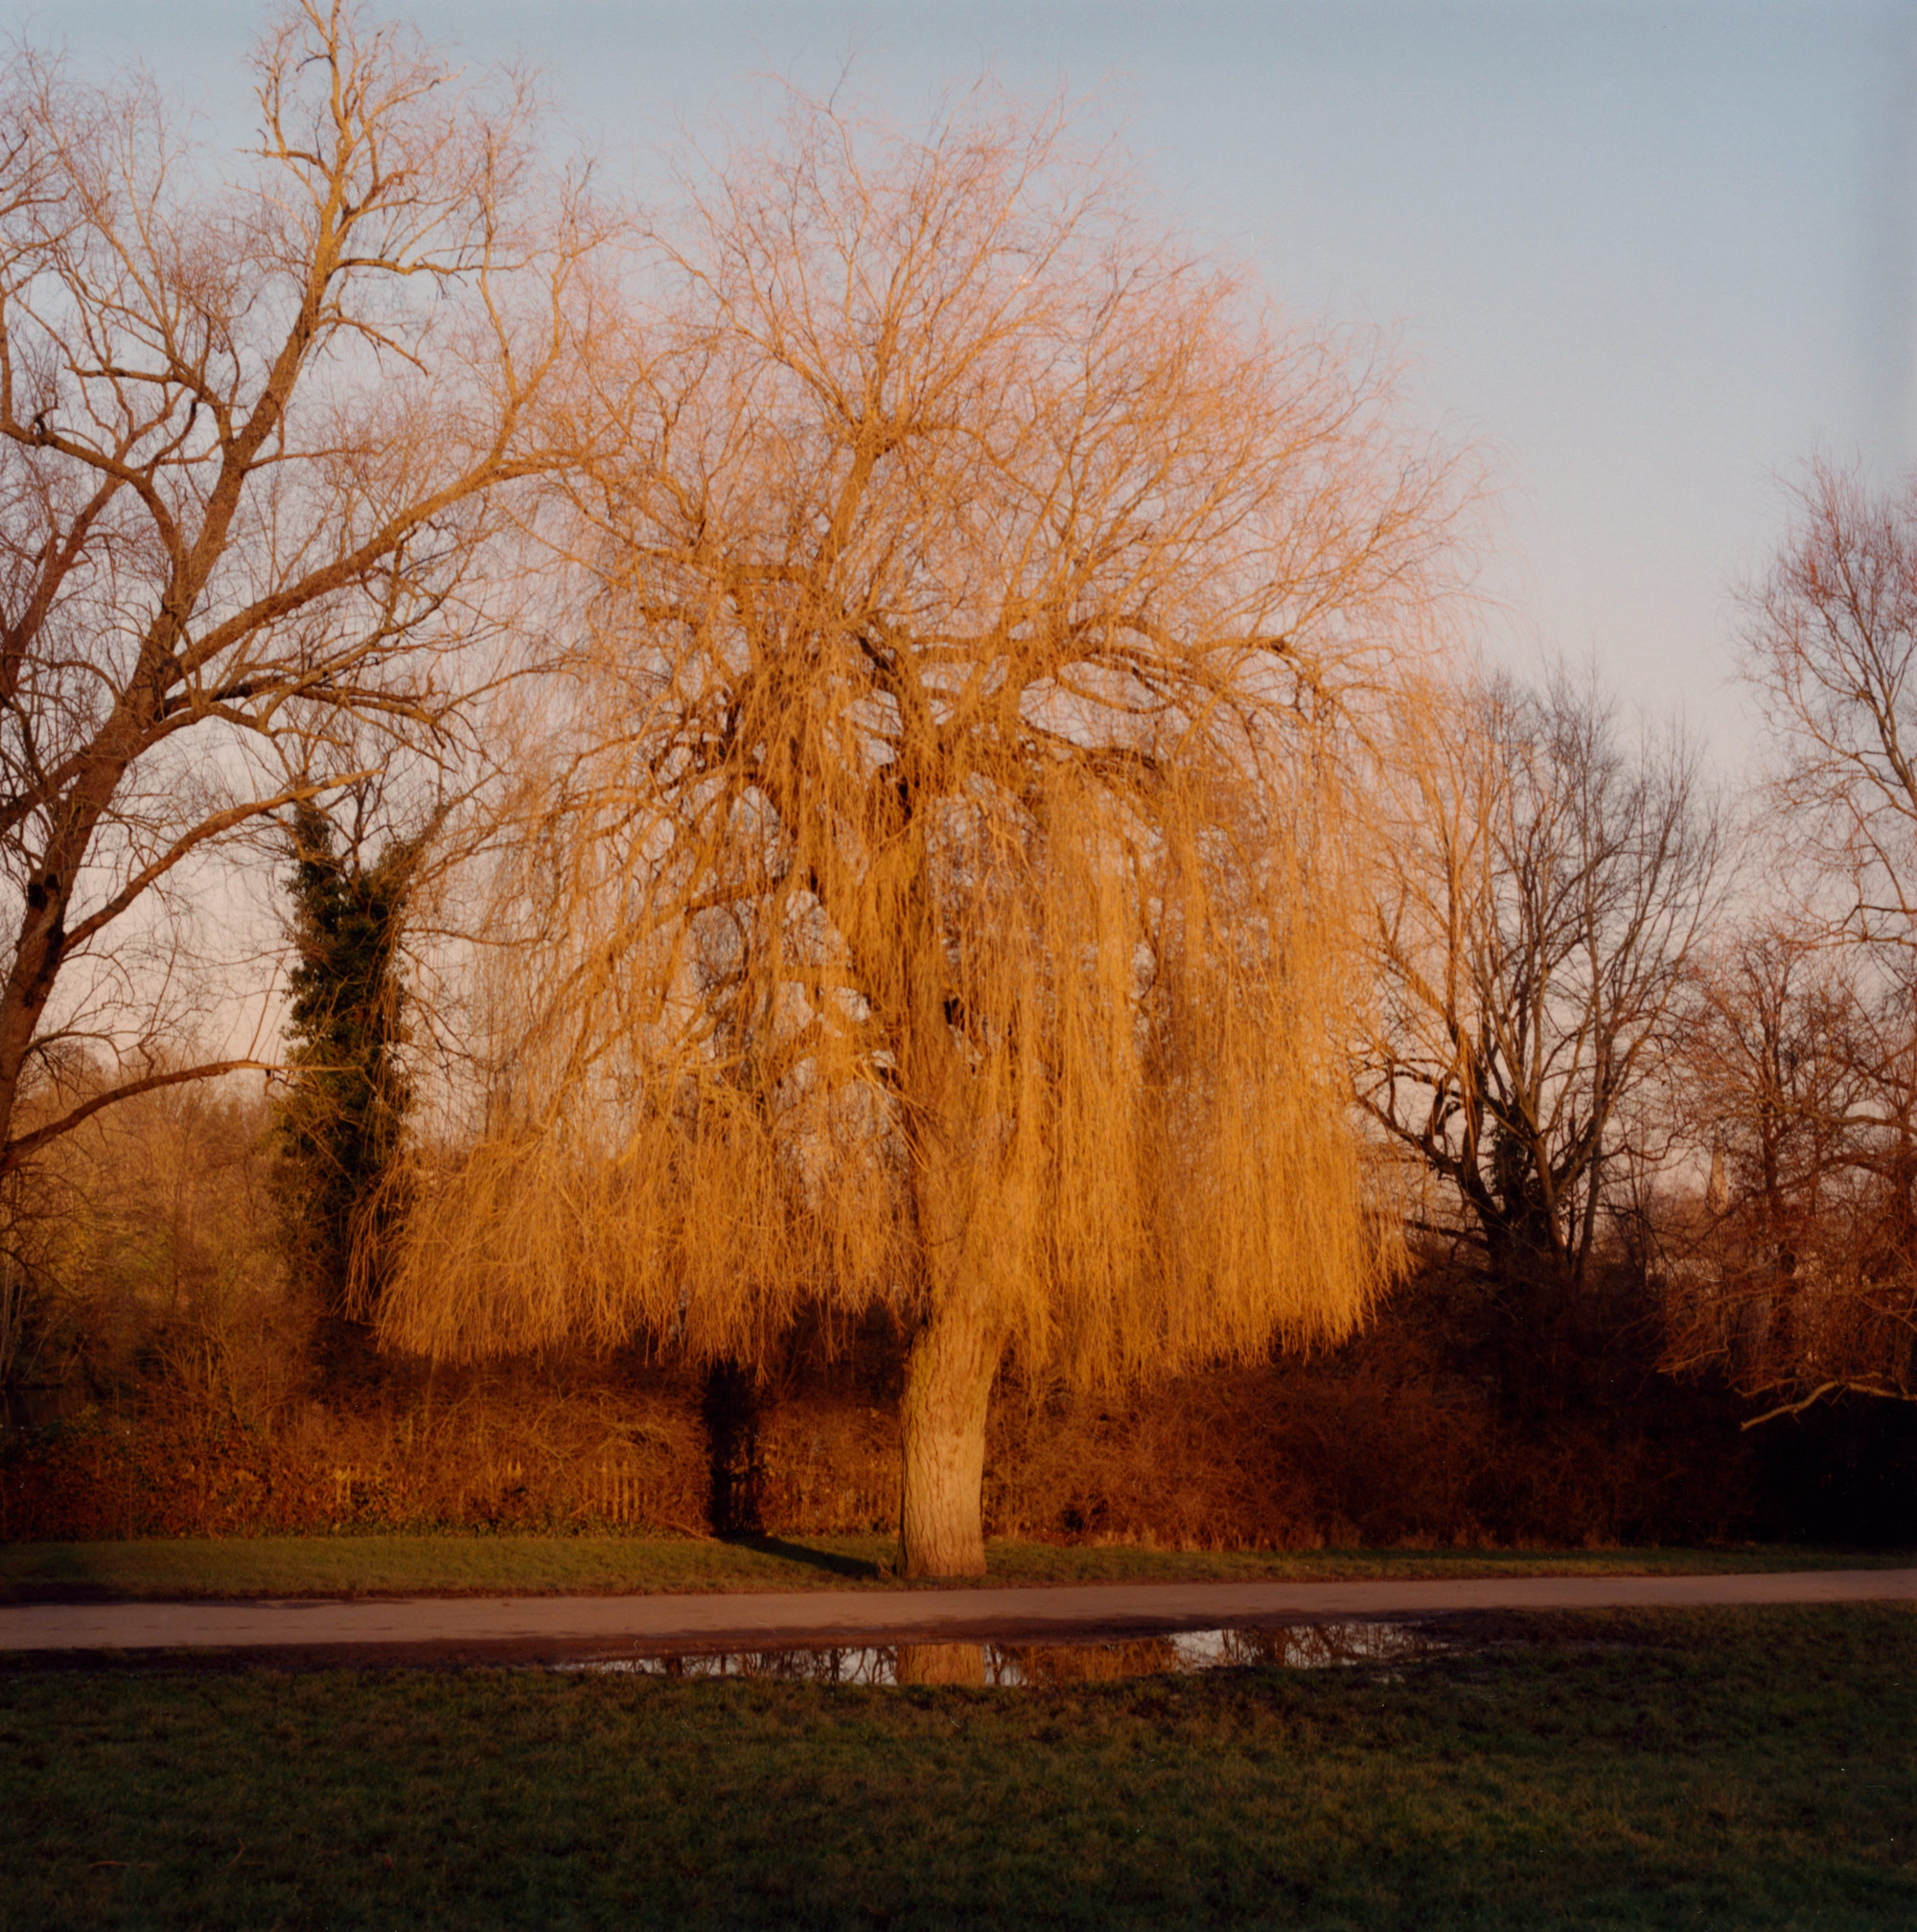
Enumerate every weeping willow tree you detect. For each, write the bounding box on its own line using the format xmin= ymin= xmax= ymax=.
xmin=381 ymin=89 xmax=1463 ymax=1576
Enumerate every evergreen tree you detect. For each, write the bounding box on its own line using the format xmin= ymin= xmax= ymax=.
xmin=277 ymin=798 xmax=426 ymax=1321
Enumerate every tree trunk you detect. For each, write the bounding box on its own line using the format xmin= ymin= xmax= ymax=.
xmin=701 ymin=1359 xmax=765 ymax=1536
xmin=897 ymin=1296 xmax=1002 ymax=1577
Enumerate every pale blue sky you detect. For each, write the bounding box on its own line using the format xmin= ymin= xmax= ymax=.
xmin=17 ymin=0 xmax=1915 ymax=760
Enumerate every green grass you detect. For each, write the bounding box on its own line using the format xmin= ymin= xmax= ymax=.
xmin=1 ymin=1533 xmax=1907 ymax=1600
xmin=2 ymin=1605 xmax=1912 ymax=1928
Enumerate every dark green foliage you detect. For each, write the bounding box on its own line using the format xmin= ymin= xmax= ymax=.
xmin=275 ymin=800 xmax=427 ymax=1322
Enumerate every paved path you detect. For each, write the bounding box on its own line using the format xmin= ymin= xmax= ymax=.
xmin=3 ymin=1569 xmax=1912 ymax=1658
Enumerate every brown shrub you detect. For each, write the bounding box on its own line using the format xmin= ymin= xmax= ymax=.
xmin=3 ymin=1269 xmax=1759 ymax=1549
xmin=0 ymin=1357 xmax=708 ymax=1541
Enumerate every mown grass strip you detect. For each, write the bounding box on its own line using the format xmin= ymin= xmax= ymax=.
xmin=2 ymin=1534 xmax=1907 ymax=1601
xmin=2 ymin=1605 xmax=1912 ymax=1929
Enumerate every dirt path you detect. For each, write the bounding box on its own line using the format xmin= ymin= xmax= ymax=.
xmin=2 ymin=1568 xmax=1911 ymax=1660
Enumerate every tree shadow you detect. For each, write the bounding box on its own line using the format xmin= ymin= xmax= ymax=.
xmin=717 ymin=1534 xmax=888 ymax=1581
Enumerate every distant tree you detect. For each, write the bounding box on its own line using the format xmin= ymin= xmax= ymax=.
xmin=1666 ymin=925 xmax=1917 ymax=1417
xmin=1359 ymin=665 xmax=1722 ymax=1409
xmin=276 ymin=793 xmax=428 ymax=1321
xmin=36 ymin=1072 xmax=297 ymax=1426
xmin=1743 ymin=459 xmax=1917 ymax=954
xmin=380 ymin=88 xmax=1466 ymax=1576
xmin=1677 ymin=929 xmax=1859 ymax=1297
xmin=1669 ymin=460 xmax=1917 ymax=1417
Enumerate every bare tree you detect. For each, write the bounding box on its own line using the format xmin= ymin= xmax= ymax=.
xmin=0 ymin=1 xmax=605 ymax=1180
xmin=1675 ymin=459 xmax=1917 ymax=1416
xmin=1667 ymin=925 xmax=1917 ymax=1417
xmin=1744 ymin=458 xmax=1917 ymax=949
xmin=381 ymin=88 xmax=1466 ymax=1576
xmin=1359 ymin=664 xmax=1722 ymax=1401
xmin=1680 ymin=928 xmax=1860 ymax=1291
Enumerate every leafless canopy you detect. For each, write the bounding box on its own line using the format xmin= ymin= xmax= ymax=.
xmin=1671 ymin=928 xmax=1917 ymax=1418
xmin=1674 ymin=468 xmax=1917 ymax=1419
xmin=1743 ymin=458 xmax=1917 ymax=948
xmin=1361 ymin=665 xmax=1722 ymax=1292
xmin=0 ymin=1 xmax=608 ymax=1175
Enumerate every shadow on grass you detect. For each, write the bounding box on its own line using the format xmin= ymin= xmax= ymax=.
xmin=718 ymin=1534 xmax=889 ymax=1581
xmin=0 ymin=1581 xmax=129 ymax=1607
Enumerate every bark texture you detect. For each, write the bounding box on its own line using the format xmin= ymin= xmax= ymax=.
xmin=897 ymin=1300 xmax=1003 ymax=1577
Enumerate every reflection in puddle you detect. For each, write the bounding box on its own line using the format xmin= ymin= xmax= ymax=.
xmin=557 ymin=1621 xmax=1444 ymax=1686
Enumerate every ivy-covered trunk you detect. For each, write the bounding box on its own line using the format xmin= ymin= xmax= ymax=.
xmin=276 ymin=798 xmax=427 ymax=1322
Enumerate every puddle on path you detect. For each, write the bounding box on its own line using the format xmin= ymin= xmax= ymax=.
xmin=554 ymin=1621 xmax=1448 ymax=1687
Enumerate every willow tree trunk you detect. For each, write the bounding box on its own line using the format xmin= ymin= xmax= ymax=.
xmin=897 ymin=1294 xmax=1004 ymax=1577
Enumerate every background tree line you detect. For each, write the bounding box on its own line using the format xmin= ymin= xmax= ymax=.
xmin=3 ymin=3 xmax=1915 ymax=1569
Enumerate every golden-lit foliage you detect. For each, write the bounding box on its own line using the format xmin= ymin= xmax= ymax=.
xmin=381 ymin=85 xmax=1462 ymax=1423
xmin=389 ymin=786 xmax=1383 ymax=1384
xmin=1 ymin=1068 xmax=301 ymax=1425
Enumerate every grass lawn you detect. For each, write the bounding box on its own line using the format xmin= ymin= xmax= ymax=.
xmin=1 ymin=1533 xmax=1909 ymax=1600
xmin=1 ymin=1605 xmax=1911 ymax=1929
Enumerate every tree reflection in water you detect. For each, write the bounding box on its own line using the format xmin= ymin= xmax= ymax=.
xmin=560 ymin=1622 xmax=1447 ymax=1686
xmin=895 ymin=1644 xmax=987 ymax=1686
